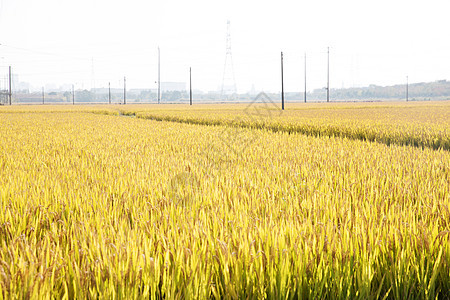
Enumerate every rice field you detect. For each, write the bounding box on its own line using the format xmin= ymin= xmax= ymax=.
xmin=0 ymin=101 xmax=449 ymax=299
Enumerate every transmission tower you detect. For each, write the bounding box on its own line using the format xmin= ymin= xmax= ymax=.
xmin=221 ymin=20 xmax=237 ymax=100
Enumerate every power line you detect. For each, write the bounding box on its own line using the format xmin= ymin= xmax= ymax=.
xmin=0 ymin=43 xmax=91 ymax=61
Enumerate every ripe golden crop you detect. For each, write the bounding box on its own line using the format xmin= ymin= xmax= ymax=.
xmin=119 ymin=101 xmax=450 ymax=150
xmin=0 ymin=103 xmax=449 ymax=298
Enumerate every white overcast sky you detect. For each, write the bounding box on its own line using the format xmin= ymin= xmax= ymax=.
xmin=0 ymin=0 xmax=449 ymax=93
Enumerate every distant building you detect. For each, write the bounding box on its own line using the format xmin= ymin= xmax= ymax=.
xmin=249 ymin=84 xmax=256 ymax=96
xmin=60 ymin=84 xmax=73 ymax=92
xmin=161 ymin=82 xmax=186 ymax=92
xmin=44 ymin=84 xmax=59 ymax=93
xmin=92 ymin=88 xmax=123 ymax=94
xmin=16 ymin=81 xmax=30 ymax=93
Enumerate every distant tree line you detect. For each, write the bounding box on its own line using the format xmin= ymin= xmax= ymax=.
xmin=8 ymin=80 xmax=450 ymax=104
xmin=306 ymin=80 xmax=450 ymax=101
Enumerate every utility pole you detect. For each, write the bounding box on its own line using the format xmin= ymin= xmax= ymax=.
xmin=91 ymin=57 xmax=95 ymax=102
xmin=189 ymin=67 xmax=192 ymax=106
xmin=42 ymin=87 xmax=45 ymax=105
xmin=406 ymin=76 xmax=409 ymax=102
xmin=281 ymin=51 xmax=285 ymax=110
xmin=123 ymin=77 xmax=126 ymax=105
xmin=304 ymin=53 xmax=307 ymax=103
xmin=158 ymin=47 xmax=161 ymax=104
xmin=108 ymin=82 xmax=111 ymax=104
xmin=8 ymin=66 xmax=12 ymax=105
xmin=327 ymin=47 xmax=330 ymax=102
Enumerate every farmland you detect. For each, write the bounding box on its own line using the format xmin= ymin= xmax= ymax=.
xmin=0 ymin=101 xmax=449 ymax=299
